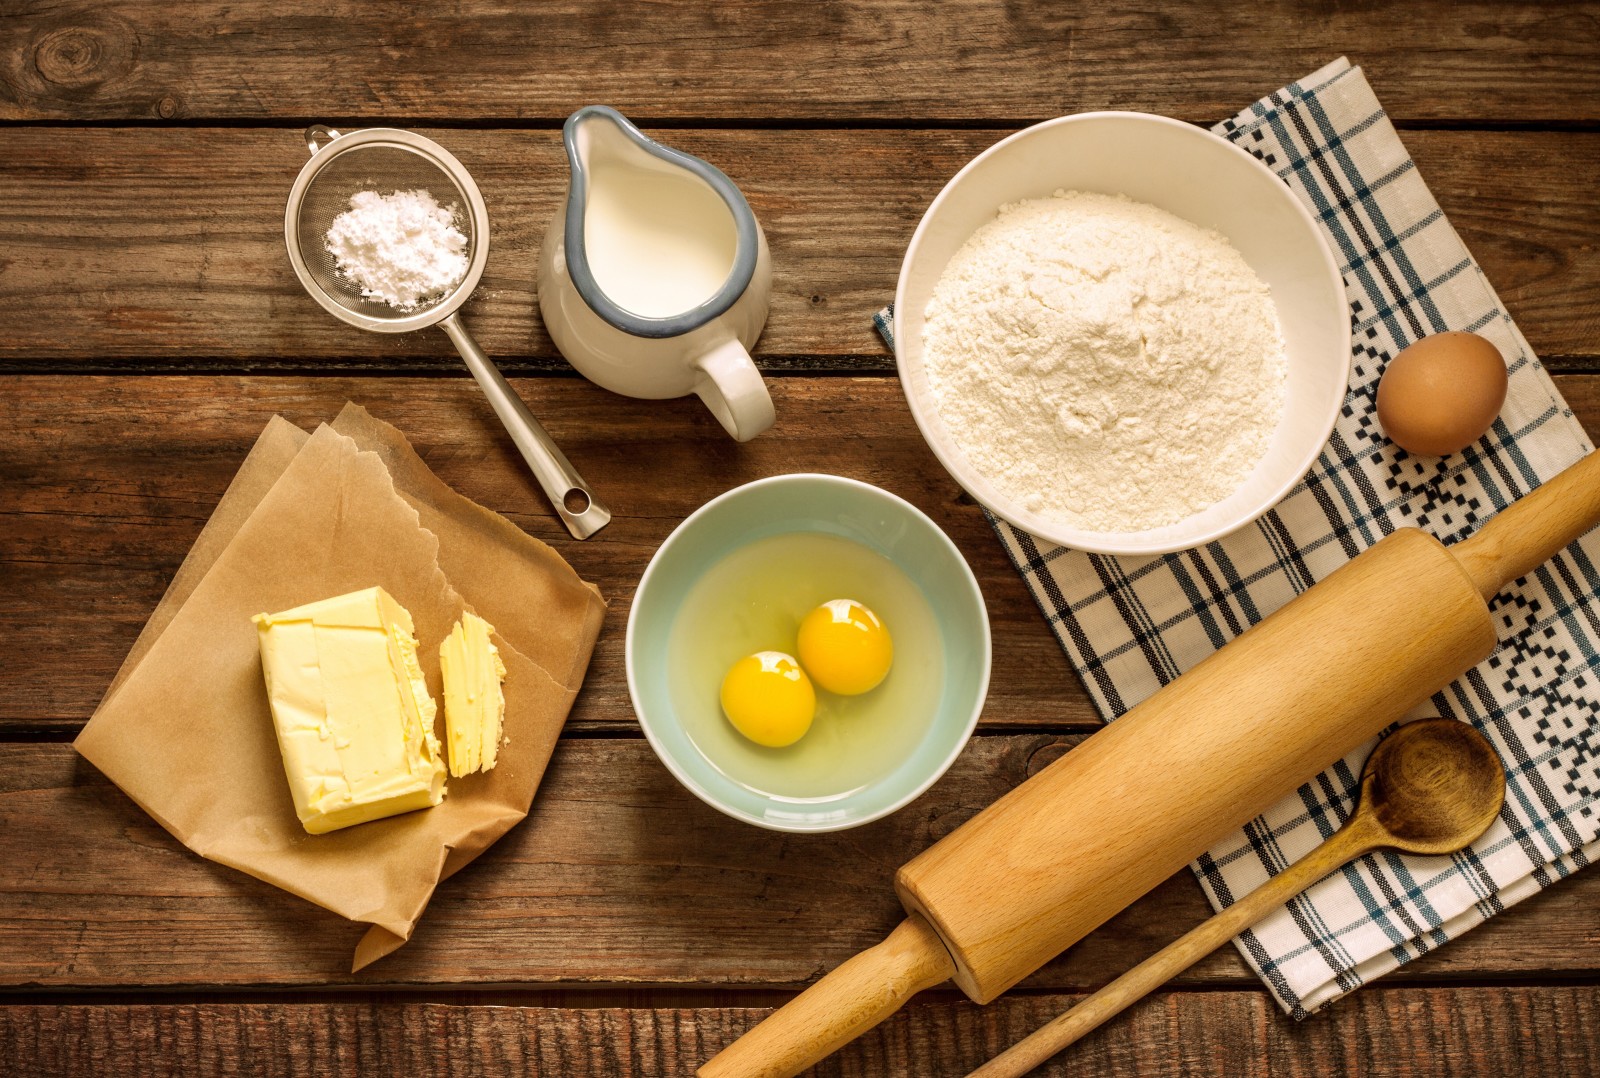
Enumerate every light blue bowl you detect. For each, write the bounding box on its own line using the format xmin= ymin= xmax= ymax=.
xmin=626 ymin=474 xmax=991 ymax=832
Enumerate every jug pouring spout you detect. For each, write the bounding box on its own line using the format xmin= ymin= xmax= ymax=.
xmin=562 ymin=105 xmax=761 ymax=337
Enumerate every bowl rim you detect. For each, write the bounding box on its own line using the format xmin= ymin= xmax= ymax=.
xmin=892 ymin=109 xmax=1350 ymax=557
xmin=624 ymin=472 xmax=993 ymax=833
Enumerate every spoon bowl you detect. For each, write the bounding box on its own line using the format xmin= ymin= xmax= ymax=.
xmin=1362 ymin=719 xmax=1507 ymax=855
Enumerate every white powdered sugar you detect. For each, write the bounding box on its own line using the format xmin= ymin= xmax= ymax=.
xmin=923 ymin=190 xmax=1287 ymax=533
xmin=324 ymin=189 xmax=469 ymax=309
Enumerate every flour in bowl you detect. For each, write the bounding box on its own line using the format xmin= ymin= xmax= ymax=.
xmin=922 ymin=190 xmax=1287 ymax=533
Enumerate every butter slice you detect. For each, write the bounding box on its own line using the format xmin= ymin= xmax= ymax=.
xmin=438 ymin=612 xmax=507 ymax=777
xmin=253 ymin=587 xmax=447 ymax=835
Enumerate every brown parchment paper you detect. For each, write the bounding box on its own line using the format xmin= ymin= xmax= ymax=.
xmin=74 ymin=406 xmax=606 ymax=971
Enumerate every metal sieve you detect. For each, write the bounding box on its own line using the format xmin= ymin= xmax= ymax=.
xmin=285 ymin=125 xmax=609 ymax=539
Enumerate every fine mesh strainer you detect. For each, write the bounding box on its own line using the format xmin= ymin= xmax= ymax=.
xmin=285 ymin=125 xmax=609 ymax=539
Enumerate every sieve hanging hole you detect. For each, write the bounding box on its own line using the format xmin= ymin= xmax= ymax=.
xmin=563 ymin=489 xmax=592 ymax=514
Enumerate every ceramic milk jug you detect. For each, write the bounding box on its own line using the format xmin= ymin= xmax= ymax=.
xmin=538 ymin=106 xmax=775 ymax=442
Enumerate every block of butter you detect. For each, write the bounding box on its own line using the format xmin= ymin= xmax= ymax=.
xmin=253 ymin=586 xmax=447 ymax=834
xmin=439 ymin=612 xmax=508 ymax=778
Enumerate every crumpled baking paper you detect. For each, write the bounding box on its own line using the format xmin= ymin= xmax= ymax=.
xmin=76 ymin=403 xmax=605 ymax=970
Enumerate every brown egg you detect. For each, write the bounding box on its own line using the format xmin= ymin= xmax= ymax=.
xmin=1375 ymin=331 xmax=1508 ymax=456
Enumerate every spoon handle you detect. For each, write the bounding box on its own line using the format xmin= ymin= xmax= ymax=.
xmin=965 ymin=809 xmax=1386 ymax=1078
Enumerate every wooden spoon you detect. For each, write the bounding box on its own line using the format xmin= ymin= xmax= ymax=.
xmin=967 ymin=718 xmax=1507 ymax=1078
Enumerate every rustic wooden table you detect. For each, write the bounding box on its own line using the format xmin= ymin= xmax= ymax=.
xmin=4 ymin=3 xmax=1599 ymax=1075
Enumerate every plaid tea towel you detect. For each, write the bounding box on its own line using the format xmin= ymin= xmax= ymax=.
xmin=876 ymin=57 xmax=1599 ymax=1017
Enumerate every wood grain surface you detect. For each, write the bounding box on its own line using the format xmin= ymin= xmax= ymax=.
xmin=0 ymin=129 xmax=1595 ymax=368
xmin=4 ymin=740 xmax=1599 ymax=991
xmin=7 ymin=990 xmax=1600 ymax=1077
xmin=12 ymin=374 xmax=1600 ymax=736
xmin=5 ymin=2 xmax=1599 ymax=1075
xmin=0 ymin=377 xmax=1082 ymax=732
xmin=3 ymin=2 xmax=1597 ymax=124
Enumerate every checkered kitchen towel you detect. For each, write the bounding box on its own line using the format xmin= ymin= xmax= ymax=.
xmin=876 ymin=57 xmax=1600 ymax=1017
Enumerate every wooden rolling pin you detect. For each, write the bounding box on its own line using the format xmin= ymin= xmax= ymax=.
xmin=699 ymin=448 xmax=1600 ymax=1078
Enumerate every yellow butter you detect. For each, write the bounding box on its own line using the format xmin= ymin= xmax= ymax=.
xmin=438 ymin=612 xmax=507 ymax=778
xmin=253 ymin=587 xmax=447 ymax=834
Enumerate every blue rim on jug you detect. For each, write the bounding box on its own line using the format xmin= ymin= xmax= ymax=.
xmin=562 ymin=105 xmax=760 ymax=339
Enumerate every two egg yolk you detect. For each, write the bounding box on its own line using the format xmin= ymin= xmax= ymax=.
xmin=719 ymin=601 xmax=893 ymax=748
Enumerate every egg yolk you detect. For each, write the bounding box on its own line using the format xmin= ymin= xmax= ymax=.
xmin=797 ymin=600 xmax=894 ymax=696
xmin=720 ymin=651 xmax=817 ymax=748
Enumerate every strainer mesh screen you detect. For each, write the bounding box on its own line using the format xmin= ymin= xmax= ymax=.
xmin=292 ymin=144 xmax=477 ymax=319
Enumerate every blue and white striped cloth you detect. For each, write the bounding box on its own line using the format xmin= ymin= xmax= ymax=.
xmin=877 ymin=58 xmax=1599 ymax=1017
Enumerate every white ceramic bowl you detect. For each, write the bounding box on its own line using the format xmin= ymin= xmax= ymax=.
xmin=894 ymin=111 xmax=1349 ymax=556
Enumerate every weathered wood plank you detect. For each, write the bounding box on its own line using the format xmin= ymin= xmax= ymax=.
xmin=3 ymin=741 xmax=1597 ymax=990
xmin=0 ymin=376 xmax=1083 ymax=732
xmin=0 ymin=129 xmax=1594 ymax=367
xmin=11 ymin=372 xmax=1600 ymax=735
xmin=5 ymin=990 xmax=1600 ymax=1077
xmin=3 ymin=2 xmax=1597 ymax=124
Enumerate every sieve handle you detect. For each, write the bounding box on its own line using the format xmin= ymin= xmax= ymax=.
xmin=439 ymin=313 xmax=611 ymax=540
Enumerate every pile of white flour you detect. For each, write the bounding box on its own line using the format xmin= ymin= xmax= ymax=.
xmin=923 ymin=190 xmax=1287 ymax=533
xmin=324 ymin=189 xmax=469 ymax=310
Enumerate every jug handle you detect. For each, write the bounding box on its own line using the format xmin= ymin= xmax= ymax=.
xmin=691 ymin=337 xmax=775 ymax=442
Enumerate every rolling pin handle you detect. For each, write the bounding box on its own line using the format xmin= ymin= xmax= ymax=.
xmin=1452 ymin=449 xmax=1600 ymax=601
xmin=697 ymin=914 xmax=956 ymax=1078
